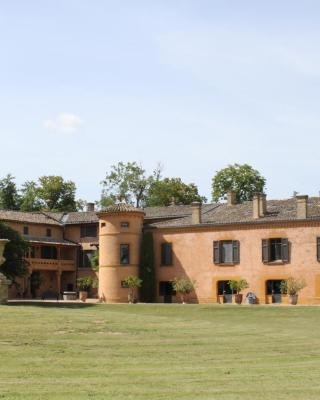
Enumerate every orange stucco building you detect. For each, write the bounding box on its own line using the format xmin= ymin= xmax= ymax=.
xmin=2 ymin=193 xmax=320 ymax=304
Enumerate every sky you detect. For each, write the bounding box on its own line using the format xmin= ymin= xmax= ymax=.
xmin=1 ymin=0 xmax=320 ymax=203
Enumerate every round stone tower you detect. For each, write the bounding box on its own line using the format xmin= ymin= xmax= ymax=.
xmin=97 ymin=204 xmax=145 ymax=303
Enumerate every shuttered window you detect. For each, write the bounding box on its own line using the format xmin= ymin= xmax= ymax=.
xmin=161 ymin=243 xmax=172 ymax=266
xmin=213 ymin=240 xmax=240 ymax=265
xmin=262 ymin=238 xmax=289 ymax=263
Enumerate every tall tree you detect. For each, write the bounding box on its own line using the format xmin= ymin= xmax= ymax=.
xmin=101 ymin=162 xmax=161 ymax=208
xmin=20 ymin=181 xmax=41 ymax=211
xmin=146 ymin=178 xmax=206 ymax=207
xmin=211 ymin=163 xmax=266 ymax=203
xmin=0 ymin=174 xmax=20 ymax=210
xmin=36 ymin=176 xmax=77 ymax=211
xmin=139 ymin=232 xmax=155 ymax=302
xmin=0 ymin=222 xmax=28 ymax=281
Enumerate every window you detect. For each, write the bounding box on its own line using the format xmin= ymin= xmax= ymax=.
xmin=23 ymin=226 xmax=29 ymax=235
xmin=41 ymin=246 xmax=57 ymax=259
xmin=266 ymin=280 xmax=283 ymax=303
xmin=161 ymin=243 xmax=172 ymax=266
xmin=79 ymin=250 xmax=94 ymax=268
xmin=46 ymin=228 xmax=52 ymax=237
xmin=29 ymin=246 xmax=35 ymax=258
xmin=80 ymin=224 xmax=98 ymax=238
xmin=101 ymin=222 xmax=106 ymax=228
xmin=217 ymin=280 xmax=233 ymax=304
xmin=159 ymin=281 xmax=176 ymax=296
xmin=217 ymin=280 xmax=233 ymax=295
xmin=317 ymin=238 xmax=320 ymax=261
xmin=213 ymin=241 xmax=240 ymax=265
xmin=121 ymin=222 xmax=129 ymax=228
xmin=262 ymin=238 xmax=289 ymax=263
xmin=120 ymin=244 xmax=130 ymax=265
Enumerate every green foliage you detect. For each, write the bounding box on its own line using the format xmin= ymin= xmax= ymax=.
xmin=280 ymin=277 xmax=307 ymax=296
xmin=211 ymin=163 xmax=266 ymax=203
xmin=36 ymin=175 xmax=77 ymax=211
xmin=20 ymin=181 xmax=42 ymax=211
xmin=0 ymin=174 xmax=20 ymax=210
xmin=0 ymin=222 xmax=29 ymax=280
xmin=90 ymin=249 xmax=99 ymax=271
xmin=123 ymin=275 xmax=142 ymax=289
xmin=77 ymin=276 xmax=97 ymax=291
xmin=228 ymin=279 xmax=249 ymax=294
xmin=101 ymin=162 xmax=160 ymax=207
xmin=146 ymin=178 xmax=206 ymax=207
xmin=172 ymin=277 xmax=196 ymax=303
xmin=139 ymin=232 xmax=155 ymax=302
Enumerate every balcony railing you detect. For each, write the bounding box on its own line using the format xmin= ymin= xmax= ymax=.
xmin=26 ymin=258 xmax=75 ymax=271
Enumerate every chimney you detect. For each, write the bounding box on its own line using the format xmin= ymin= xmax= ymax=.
xmin=259 ymin=193 xmax=267 ymax=217
xmin=86 ymin=202 xmax=95 ymax=212
xmin=296 ymin=195 xmax=308 ymax=219
xmin=253 ymin=193 xmax=260 ymax=219
xmin=191 ymin=202 xmax=201 ymax=224
xmin=227 ymin=191 xmax=236 ymax=206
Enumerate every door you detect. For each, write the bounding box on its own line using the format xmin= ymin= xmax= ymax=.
xmin=218 ymin=280 xmax=233 ymax=303
xmin=266 ymin=280 xmax=283 ymax=303
xmin=159 ymin=281 xmax=175 ymax=303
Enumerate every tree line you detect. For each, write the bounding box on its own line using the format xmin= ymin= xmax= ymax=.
xmin=0 ymin=163 xmax=266 ymax=212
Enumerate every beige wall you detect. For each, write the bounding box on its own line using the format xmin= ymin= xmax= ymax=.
xmin=7 ymin=221 xmax=63 ymax=240
xmin=151 ymin=222 xmax=320 ymax=304
xmin=98 ymin=212 xmax=144 ymax=302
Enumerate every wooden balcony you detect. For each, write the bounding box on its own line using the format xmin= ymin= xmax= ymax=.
xmin=26 ymin=258 xmax=75 ymax=272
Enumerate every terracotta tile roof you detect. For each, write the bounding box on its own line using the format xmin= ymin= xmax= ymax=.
xmin=145 ymin=197 xmax=320 ymax=229
xmin=98 ymin=203 xmax=145 ymax=215
xmin=0 ymin=210 xmax=62 ymax=225
xmin=2 ymin=197 xmax=320 ymax=230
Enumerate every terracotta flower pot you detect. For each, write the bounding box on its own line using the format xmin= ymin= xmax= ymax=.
xmin=79 ymin=291 xmax=88 ymax=302
xmin=289 ymin=294 xmax=298 ymax=305
xmin=235 ymin=294 xmax=243 ymax=305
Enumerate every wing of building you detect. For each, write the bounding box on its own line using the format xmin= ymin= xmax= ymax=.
xmin=1 ymin=193 xmax=320 ymax=304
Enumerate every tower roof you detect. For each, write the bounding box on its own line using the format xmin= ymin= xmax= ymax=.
xmin=97 ymin=203 xmax=145 ymax=216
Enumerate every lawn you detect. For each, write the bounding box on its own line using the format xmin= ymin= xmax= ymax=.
xmin=0 ymin=304 xmax=320 ymax=400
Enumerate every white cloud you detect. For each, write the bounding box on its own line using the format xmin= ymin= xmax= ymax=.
xmin=44 ymin=113 xmax=83 ymax=133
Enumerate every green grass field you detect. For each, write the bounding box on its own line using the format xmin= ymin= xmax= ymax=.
xmin=1 ymin=304 xmax=320 ymax=400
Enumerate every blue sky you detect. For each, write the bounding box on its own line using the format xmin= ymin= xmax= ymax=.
xmin=1 ymin=0 xmax=320 ymax=203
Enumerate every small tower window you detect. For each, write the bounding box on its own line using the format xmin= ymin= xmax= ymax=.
xmin=121 ymin=222 xmax=130 ymax=228
xmin=120 ymin=244 xmax=130 ymax=265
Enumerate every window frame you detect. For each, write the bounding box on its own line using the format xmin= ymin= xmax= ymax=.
xmin=213 ymin=240 xmax=240 ymax=265
xmin=120 ymin=244 xmax=130 ymax=265
xmin=160 ymin=243 xmax=173 ymax=266
xmin=262 ymin=238 xmax=289 ymax=264
xmin=46 ymin=228 xmax=52 ymax=237
xmin=23 ymin=226 xmax=29 ymax=235
xmin=80 ymin=224 xmax=98 ymax=238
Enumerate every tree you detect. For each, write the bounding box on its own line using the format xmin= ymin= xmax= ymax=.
xmin=146 ymin=178 xmax=206 ymax=207
xmin=0 ymin=222 xmax=29 ymax=281
xmin=123 ymin=275 xmax=142 ymax=303
xmin=101 ymin=162 xmax=161 ymax=208
xmin=139 ymin=232 xmax=155 ymax=302
xmin=35 ymin=176 xmax=77 ymax=212
xmin=171 ymin=277 xmax=196 ymax=304
xmin=211 ymin=164 xmax=266 ymax=203
xmin=20 ymin=181 xmax=41 ymax=211
xmin=0 ymin=174 xmax=20 ymax=210
xmin=228 ymin=279 xmax=249 ymax=294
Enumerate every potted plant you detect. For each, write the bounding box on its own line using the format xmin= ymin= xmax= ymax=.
xmin=77 ymin=276 xmax=97 ymax=302
xmin=228 ymin=279 xmax=249 ymax=304
xmin=280 ymin=277 xmax=306 ymax=305
xmin=171 ymin=277 xmax=196 ymax=304
xmin=122 ymin=276 xmax=142 ymax=303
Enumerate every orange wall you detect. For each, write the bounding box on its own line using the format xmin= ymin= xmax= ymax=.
xmin=7 ymin=221 xmax=63 ymax=240
xmin=151 ymin=222 xmax=320 ymax=304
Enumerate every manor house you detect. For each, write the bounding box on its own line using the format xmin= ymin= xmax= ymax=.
xmin=1 ymin=192 xmax=320 ymax=304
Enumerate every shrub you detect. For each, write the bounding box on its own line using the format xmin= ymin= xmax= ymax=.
xmin=171 ymin=278 xmax=196 ymax=304
xmin=228 ymin=279 xmax=249 ymax=295
xmin=280 ymin=277 xmax=306 ymax=296
xmin=77 ymin=276 xmax=97 ymax=291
